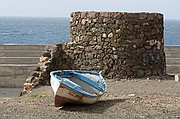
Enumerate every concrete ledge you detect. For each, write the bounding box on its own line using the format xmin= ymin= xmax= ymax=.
xmin=164 ymin=46 xmax=180 ymax=52
xmin=0 ymin=64 xmax=38 ymax=66
xmin=0 ymin=50 xmax=43 ymax=57
xmin=0 ymin=76 xmax=26 ymax=88
xmin=0 ymin=64 xmax=38 ymax=87
xmin=0 ymin=44 xmax=46 ymax=50
xmin=0 ymin=45 xmax=45 ymax=88
xmin=165 ymin=53 xmax=180 ymax=58
xmin=0 ymin=64 xmax=37 ymax=77
xmin=166 ymin=58 xmax=180 ymax=64
xmin=166 ymin=65 xmax=180 ymax=74
xmin=0 ymin=88 xmax=23 ymax=97
xmin=0 ymin=45 xmax=180 ymax=88
xmin=0 ymin=57 xmax=40 ymax=64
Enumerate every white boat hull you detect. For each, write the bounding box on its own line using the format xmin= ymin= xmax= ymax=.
xmin=51 ymin=77 xmax=101 ymax=107
xmin=50 ymin=70 xmax=107 ymax=107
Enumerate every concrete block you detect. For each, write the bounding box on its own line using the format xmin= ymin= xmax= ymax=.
xmin=166 ymin=65 xmax=180 ymax=74
xmin=0 ymin=88 xmax=23 ymax=97
xmin=0 ymin=76 xmax=26 ymax=88
xmin=0 ymin=64 xmax=38 ymax=77
xmin=0 ymin=45 xmax=4 ymax=50
xmin=0 ymin=57 xmax=39 ymax=64
xmin=166 ymin=58 xmax=180 ymax=65
xmin=0 ymin=65 xmax=38 ymax=87
xmin=165 ymin=53 xmax=180 ymax=58
xmin=164 ymin=46 xmax=180 ymax=52
xmin=3 ymin=45 xmax=45 ymax=51
xmin=0 ymin=50 xmax=43 ymax=57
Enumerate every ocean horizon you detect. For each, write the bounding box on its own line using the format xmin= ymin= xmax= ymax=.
xmin=0 ymin=16 xmax=179 ymax=46
xmin=0 ymin=17 xmax=70 ymax=44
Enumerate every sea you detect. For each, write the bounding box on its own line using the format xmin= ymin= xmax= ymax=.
xmin=0 ymin=17 xmax=70 ymax=44
xmin=0 ymin=17 xmax=179 ymax=46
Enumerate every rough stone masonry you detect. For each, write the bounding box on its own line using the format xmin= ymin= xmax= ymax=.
xmin=69 ymin=12 xmax=166 ymax=78
xmin=24 ymin=12 xmax=166 ymax=90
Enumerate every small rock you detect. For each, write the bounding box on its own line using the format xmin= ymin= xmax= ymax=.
xmin=51 ymin=51 xmax=59 ymax=58
xmin=128 ymin=94 xmax=136 ymax=97
xmin=40 ymin=66 xmax=50 ymax=72
xmin=139 ymin=13 xmax=147 ymax=20
xmin=42 ymin=51 xmax=51 ymax=57
xmin=92 ymin=27 xmax=97 ymax=33
xmin=44 ymin=61 xmax=52 ymax=67
xmin=23 ymin=83 xmax=33 ymax=91
xmin=26 ymin=76 xmax=35 ymax=83
xmin=93 ymin=19 xmax=97 ymax=23
xmin=108 ymin=33 xmax=113 ymax=38
xmin=139 ymin=115 xmax=145 ymax=118
xmin=76 ymin=45 xmax=84 ymax=49
xmin=113 ymin=55 xmax=118 ymax=59
xmin=144 ymin=46 xmax=152 ymax=50
xmin=81 ymin=19 xmax=86 ymax=25
xmin=102 ymin=33 xmax=107 ymax=38
xmin=116 ymin=29 xmax=121 ymax=33
xmin=31 ymin=71 xmax=40 ymax=77
xmin=40 ymin=56 xmax=49 ymax=62
xmin=127 ymin=24 xmax=134 ymax=30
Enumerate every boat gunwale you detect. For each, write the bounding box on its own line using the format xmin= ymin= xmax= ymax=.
xmin=50 ymin=70 xmax=107 ymax=97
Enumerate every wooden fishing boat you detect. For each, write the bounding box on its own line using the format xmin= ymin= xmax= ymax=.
xmin=50 ymin=70 xmax=107 ymax=107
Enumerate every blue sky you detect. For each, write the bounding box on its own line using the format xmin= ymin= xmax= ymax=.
xmin=0 ymin=0 xmax=179 ymax=19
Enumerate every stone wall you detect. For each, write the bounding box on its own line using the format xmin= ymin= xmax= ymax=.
xmin=69 ymin=12 xmax=166 ymax=78
xmin=23 ymin=12 xmax=166 ymax=92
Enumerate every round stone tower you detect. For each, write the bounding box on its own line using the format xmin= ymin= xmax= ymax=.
xmin=70 ymin=12 xmax=166 ymax=78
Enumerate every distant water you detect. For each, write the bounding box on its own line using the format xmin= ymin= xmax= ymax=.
xmin=164 ymin=20 xmax=180 ymax=46
xmin=0 ymin=17 xmax=179 ymax=45
xmin=0 ymin=17 xmax=70 ymax=44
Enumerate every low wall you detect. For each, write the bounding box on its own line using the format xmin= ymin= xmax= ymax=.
xmin=0 ymin=44 xmax=45 ymax=88
xmin=0 ymin=45 xmax=177 ymax=88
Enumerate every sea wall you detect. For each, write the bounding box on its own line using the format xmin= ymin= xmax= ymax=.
xmin=24 ymin=12 xmax=166 ymax=90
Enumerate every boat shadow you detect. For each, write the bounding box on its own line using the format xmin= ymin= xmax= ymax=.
xmin=61 ymin=98 xmax=126 ymax=114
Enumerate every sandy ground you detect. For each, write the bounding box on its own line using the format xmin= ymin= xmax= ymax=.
xmin=1 ymin=77 xmax=180 ymax=119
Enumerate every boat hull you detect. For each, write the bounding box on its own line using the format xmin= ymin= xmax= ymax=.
xmin=50 ymin=70 xmax=106 ymax=107
xmin=54 ymin=85 xmax=101 ymax=107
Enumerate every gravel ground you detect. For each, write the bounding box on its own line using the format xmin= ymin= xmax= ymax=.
xmin=1 ymin=77 xmax=180 ymax=119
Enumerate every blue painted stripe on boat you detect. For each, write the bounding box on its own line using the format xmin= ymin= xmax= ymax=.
xmin=50 ymin=71 xmax=102 ymax=97
xmin=50 ymin=70 xmax=107 ymax=97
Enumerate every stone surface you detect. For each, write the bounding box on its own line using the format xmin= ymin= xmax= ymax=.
xmin=70 ymin=12 xmax=165 ymax=79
